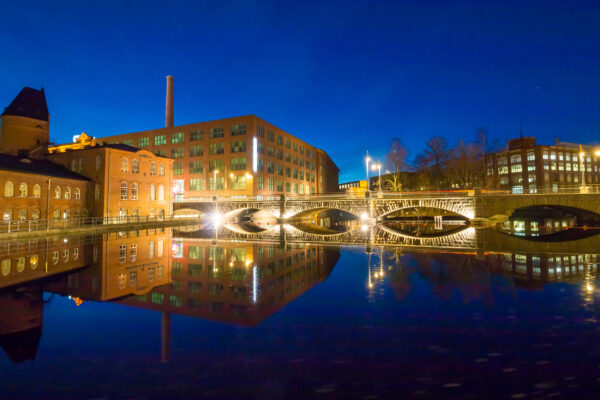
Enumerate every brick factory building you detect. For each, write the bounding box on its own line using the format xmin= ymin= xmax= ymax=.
xmin=97 ymin=76 xmax=339 ymax=200
xmin=48 ymin=133 xmax=173 ymax=219
xmin=0 ymin=153 xmax=89 ymax=223
xmin=484 ymin=137 xmax=600 ymax=193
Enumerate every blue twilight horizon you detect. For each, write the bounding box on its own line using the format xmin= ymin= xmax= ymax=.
xmin=1 ymin=0 xmax=599 ymax=182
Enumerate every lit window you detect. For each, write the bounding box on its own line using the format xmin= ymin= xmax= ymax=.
xmin=74 ymin=188 xmax=80 ymax=199
xmin=150 ymin=162 xmax=156 ymax=176
xmin=130 ymin=243 xmax=137 ymax=262
xmin=64 ymin=187 xmax=71 ymax=199
xmin=119 ymin=244 xmax=126 ymax=263
xmin=54 ymin=186 xmax=61 ymax=199
xmin=159 ymin=164 xmax=165 ymax=176
xmin=32 ymin=184 xmax=41 ymax=198
xmin=121 ymin=158 xmax=128 ymax=172
xmin=158 ymin=185 xmax=165 ymax=201
xmin=120 ymin=182 xmax=128 ymax=200
xmin=131 ymin=183 xmax=138 ymax=200
xmin=18 ymin=183 xmax=28 ymax=197
xmin=150 ymin=184 xmax=156 ymax=201
xmin=4 ymin=181 xmax=14 ymax=197
xmin=1 ymin=259 xmax=11 ymax=276
xmin=132 ymin=159 xmax=139 ymax=174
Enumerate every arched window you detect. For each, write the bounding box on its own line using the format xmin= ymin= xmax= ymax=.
xmin=54 ymin=186 xmax=61 ymax=199
xmin=150 ymin=184 xmax=156 ymax=201
xmin=1 ymin=259 xmax=11 ymax=276
xmin=53 ymin=209 xmax=60 ymax=221
xmin=63 ymin=209 xmax=70 ymax=220
xmin=4 ymin=181 xmax=14 ymax=197
xmin=95 ymin=155 xmax=102 ymax=171
xmin=131 ymin=183 xmax=138 ymax=200
xmin=132 ymin=159 xmax=139 ymax=174
xmin=32 ymin=184 xmax=41 ymax=198
xmin=74 ymin=188 xmax=80 ymax=200
xmin=150 ymin=162 xmax=156 ymax=176
xmin=19 ymin=183 xmax=28 ymax=197
xmin=95 ymin=184 xmax=101 ymax=200
xmin=158 ymin=185 xmax=165 ymax=201
xmin=121 ymin=158 xmax=129 ymax=172
xmin=159 ymin=164 xmax=165 ymax=176
xmin=64 ymin=187 xmax=71 ymax=199
xmin=120 ymin=182 xmax=128 ymax=200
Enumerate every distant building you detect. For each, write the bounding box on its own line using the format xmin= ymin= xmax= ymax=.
xmin=48 ymin=133 xmax=173 ymax=219
xmin=484 ymin=137 xmax=600 ymax=193
xmin=339 ymin=180 xmax=368 ymax=196
xmin=0 ymin=87 xmax=49 ymax=157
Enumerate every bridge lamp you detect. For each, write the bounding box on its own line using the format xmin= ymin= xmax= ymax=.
xmin=229 ymin=173 xmax=235 ymax=178
xmin=586 ymin=283 xmax=594 ymax=293
xmin=209 ymin=211 xmax=223 ymax=228
xmin=595 ymin=150 xmax=600 ymax=157
xmin=245 ymin=172 xmax=252 ymax=179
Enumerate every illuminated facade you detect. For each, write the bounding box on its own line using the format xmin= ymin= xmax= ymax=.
xmin=48 ymin=134 xmax=173 ymax=219
xmin=485 ymin=137 xmax=600 ymax=193
xmin=97 ymin=114 xmax=339 ymax=199
xmin=0 ymin=154 xmax=89 ymax=223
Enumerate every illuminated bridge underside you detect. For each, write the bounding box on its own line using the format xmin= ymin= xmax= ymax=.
xmin=176 ymin=192 xmax=600 ymax=222
xmin=212 ymin=225 xmax=600 ymax=255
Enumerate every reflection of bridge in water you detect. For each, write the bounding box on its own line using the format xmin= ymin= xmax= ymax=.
xmin=180 ymin=224 xmax=600 ymax=256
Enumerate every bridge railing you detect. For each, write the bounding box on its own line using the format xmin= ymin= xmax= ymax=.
xmin=173 ymin=185 xmax=600 ymax=204
xmin=0 ymin=214 xmax=199 ymax=234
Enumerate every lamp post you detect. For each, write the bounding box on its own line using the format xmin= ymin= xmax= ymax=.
xmin=365 ymin=151 xmax=371 ymax=190
xmin=371 ymin=162 xmax=382 ymax=193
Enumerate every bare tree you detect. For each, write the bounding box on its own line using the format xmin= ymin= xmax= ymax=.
xmin=384 ymin=138 xmax=408 ymax=173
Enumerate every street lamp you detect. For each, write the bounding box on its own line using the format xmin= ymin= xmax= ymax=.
xmin=371 ymin=162 xmax=382 ymax=193
xmin=365 ymin=151 xmax=371 ymax=190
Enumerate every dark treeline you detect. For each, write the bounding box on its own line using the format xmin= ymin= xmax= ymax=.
xmin=378 ymin=129 xmax=503 ymax=191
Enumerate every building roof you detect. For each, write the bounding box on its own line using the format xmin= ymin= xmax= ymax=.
xmin=0 ymin=154 xmax=89 ymax=181
xmin=1 ymin=87 xmax=49 ymax=121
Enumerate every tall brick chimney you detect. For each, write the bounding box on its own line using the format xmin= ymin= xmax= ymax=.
xmin=165 ymin=75 xmax=174 ymax=128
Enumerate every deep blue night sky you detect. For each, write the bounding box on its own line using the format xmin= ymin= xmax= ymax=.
xmin=1 ymin=1 xmax=599 ymax=181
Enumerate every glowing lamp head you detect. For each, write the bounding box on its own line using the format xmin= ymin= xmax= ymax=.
xmin=580 ymin=152 xmax=586 ymax=157
xmin=245 ymin=172 xmax=252 ymax=179
xmin=229 ymin=173 xmax=234 ymax=178
xmin=595 ymin=150 xmax=600 ymax=157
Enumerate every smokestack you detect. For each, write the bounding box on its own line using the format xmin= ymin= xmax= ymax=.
xmin=165 ymin=75 xmax=174 ymax=128
xmin=161 ymin=312 xmax=171 ymax=363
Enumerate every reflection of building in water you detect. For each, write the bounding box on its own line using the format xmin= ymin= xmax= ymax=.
xmin=0 ymin=237 xmax=90 ymax=290
xmin=487 ymin=253 xmax=600 ymax=289
xmin=0 ymin=287 xmax=43 ymax=363
xmin=119 ymin=240 xmax=340 ymax=326
xmin=501 ymin=216 xmax=576 ymax=236
xmin=45 ymin=229 xmax=172 ymax=301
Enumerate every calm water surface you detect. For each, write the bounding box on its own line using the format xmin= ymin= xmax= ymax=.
xmin=1 ymin=226 xmax=600 ymax=399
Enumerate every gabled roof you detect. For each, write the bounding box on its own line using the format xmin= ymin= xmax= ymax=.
xmin=0 ymin=154 xmax=89 ymax=181
xmin=1 ymin=87 xmax=49 ymax=121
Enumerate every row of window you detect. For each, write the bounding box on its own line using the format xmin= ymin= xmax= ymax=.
xmin=3 ymin=181 xmax=82 ymax=200
xmin=1 ymin=255 xmax=40 ymax=276
xmin=118 ymin=240 xmax=164 ymax=263
xmin=119 ymin=183 xmax=166 ymax=201
xmin=120 ymin=158 xmax=166 ymax=176
xmin=117 ymin=264 xmax=165 ymax=289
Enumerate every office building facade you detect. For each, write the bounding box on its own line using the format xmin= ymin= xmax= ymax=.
xmin=484 ymin=137 xmax=600 ymax=193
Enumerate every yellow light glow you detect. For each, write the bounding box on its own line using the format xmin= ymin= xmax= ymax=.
xmin=595 ymin=150 xmax=600 ymax=157
xmin=586 ymin=284 xmax=594 ymax=293
xmin=229 ymin=173 xmax=235 ymax=178
xmin=580 ymin=152 xmax=585 ymax=157
xmin=245 ymin=172 xmax=252 ymax=179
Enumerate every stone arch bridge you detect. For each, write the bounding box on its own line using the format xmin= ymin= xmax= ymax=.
xmin=175 ymin=191 xmax=600 ymax=223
